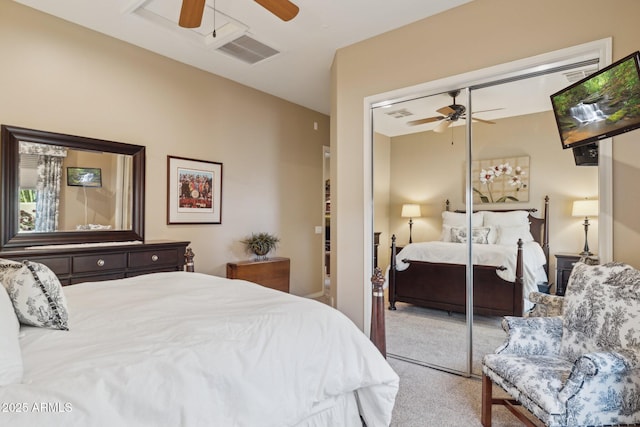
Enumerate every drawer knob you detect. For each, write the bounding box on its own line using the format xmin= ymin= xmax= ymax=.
xmin=97 ymin=259 xmax=105 ymax=267
xmin=151 ymin=255 xmax=159 ymax=262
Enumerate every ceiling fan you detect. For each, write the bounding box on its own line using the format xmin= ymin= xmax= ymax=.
xmin=407 ymin=90 xmax=499 ymax=133
xmin=179 ymin=0 xmax=299 ymax=28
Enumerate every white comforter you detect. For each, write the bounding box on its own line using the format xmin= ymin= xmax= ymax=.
xmin=1 ymin=272 xmax=398 ymax=427
xmin=394 ymin=241 xmax=548 ymax=306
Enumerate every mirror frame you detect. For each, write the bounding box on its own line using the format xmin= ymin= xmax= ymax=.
xmin=1 ymin=125 xmax=145 ymax=250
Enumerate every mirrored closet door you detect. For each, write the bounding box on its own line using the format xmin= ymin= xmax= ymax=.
xmin=372 ymin=50 xmax=603 ymax=376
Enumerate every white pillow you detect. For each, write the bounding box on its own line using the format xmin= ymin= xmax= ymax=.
xmin=483 ymin=210 xmax=530 ymax=227
xmin=0 ymin=284 xmax=23 ymax=385
xmin=0 ymin=259 xmax=69 ymax=330
xmin=442 ymin=211 xmax=484 ymax=227
xmin=496 ymin=225 xmax=535 ymax=246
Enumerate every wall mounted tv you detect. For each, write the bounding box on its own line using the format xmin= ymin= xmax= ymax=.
xmin=67 ymin=167 xmax=102 ymax=187
xmin=550 ymin=51 xmax=640 ymax=150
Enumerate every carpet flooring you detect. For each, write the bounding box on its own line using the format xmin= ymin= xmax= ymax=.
xmin=386 ymin=302 xmax=506 ymax=375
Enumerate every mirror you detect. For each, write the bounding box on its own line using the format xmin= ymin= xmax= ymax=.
xmin=1 ymin=125 xmax=145 ymax=250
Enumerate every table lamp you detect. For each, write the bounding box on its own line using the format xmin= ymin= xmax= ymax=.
xmin=401 ymin=204 xmax=421 ymax=243
xmin=572 ymin=199 xmax=598 ymax=255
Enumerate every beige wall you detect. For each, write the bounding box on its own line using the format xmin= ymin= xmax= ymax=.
xmin=378 ymin=112 xmax=598 ymax=284
xmin=0 ymin=1 xmax=329 ymax=297
xmin=333 ymin=0 xmax=640 ymax=329
xmin=60 ymin=151 xmax=118 ymax=230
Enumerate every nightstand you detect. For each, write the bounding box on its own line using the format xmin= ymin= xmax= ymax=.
xmin=555 ymin=253 xmax=598 ymax=296
xmin=226 ymin=257 xmax=290 ymax=293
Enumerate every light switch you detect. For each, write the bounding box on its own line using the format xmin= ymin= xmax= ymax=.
xmin=314 ymin=226 xmax=323 ymax=234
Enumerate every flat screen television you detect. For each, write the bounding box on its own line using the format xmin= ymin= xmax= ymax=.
xmin=67 ymin=167 xmax=102 ymax=187
xmin=550 ymin=51 xmax=640 ymax=150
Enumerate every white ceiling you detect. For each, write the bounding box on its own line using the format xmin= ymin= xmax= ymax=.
xmin=13 ymin=0 xmax=473 ymax=115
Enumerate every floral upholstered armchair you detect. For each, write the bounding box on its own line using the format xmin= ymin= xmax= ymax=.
xmin=481 ymin=261 xmax=640 ymax=427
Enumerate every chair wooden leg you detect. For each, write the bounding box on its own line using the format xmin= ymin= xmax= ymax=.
xmin=481 ymin=373 xmax=492 ymax=427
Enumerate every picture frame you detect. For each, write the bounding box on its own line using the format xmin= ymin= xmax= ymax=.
xmin=471 ymin=155 xmax=530 ymax=204
xmin=167 ymin=155 xmax=223 ymax=224
xmin=67 ymin=167 xmax=102 ymax=187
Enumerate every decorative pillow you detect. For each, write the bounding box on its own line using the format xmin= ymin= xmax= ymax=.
xmin=483 ymin=210 xmax=530 ymax=227
xmin=0 ymin=284 xmax=23 ymax=385
xmin=495 ymin=224 xmax=534 ymax=246
xmin=560 ymin=262 xmax=640 ymax=363
xmin=450 ymin=226 xmax=491 ymax=244
xmin=0 ymin=259 xmax=69 ymax=330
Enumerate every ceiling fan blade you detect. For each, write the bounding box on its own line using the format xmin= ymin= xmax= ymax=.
xmin=472 ymin=107 xmax=505 ymax=114
xmin=471 ymin=117 xmax=496 ymax=125
xmin=179 ymin=0 xmax=206 ymax=28
xmin=254 ymin=0 xmax=300 ymax=21
xmin=433 ymin=120 xmax=452 ymax=133
xmin=436 ymin=106 xmax=456 ymax=116
xmin=407 ymin=116 xmax=445 ymax=126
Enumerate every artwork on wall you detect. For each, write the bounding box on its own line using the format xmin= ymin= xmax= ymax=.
xmin=167 ymin=155 xmax=223 ymax=224
xmin=471 ymin=156 xmax=529 ymax=204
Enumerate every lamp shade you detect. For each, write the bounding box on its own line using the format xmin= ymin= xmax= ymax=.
xmin=572 ymin=199 xmax=598 ymax=217
xmin=401 ymin=204 xmax=421 ymax=218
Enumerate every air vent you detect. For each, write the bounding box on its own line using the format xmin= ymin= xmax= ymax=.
xmin=217 ymin=35 xmax=279 ymax=64
xmin=564 ymin=67 xmax=598 ymax=83
xmin=385 ymin=108 xmax=414 ymax=119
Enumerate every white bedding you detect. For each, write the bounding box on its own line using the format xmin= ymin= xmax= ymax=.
xmin=394 ymin=241 xmax=548 ymax=308
xmin=0 ymin=272 xmax=398 ymax=427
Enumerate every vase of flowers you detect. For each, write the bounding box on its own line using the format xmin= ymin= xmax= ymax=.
xmin=242 ymin=232 xmax=280 ymax=260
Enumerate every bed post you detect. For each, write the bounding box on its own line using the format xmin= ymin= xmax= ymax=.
xmin=514 ymin=239 xmax=524 ymax=315
xmin=184 ymin=247 xmax=195 ymax=272
xmin=542 ymin=195 xmax=550 ymax=278
xmin=370 ymin=267 xmax=387 ymax=357
xmin=389 ymin=234 xmax=397 ymax=310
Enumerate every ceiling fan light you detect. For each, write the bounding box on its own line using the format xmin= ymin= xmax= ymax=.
xmin=433 ymin=120 xmax=451 ymax=133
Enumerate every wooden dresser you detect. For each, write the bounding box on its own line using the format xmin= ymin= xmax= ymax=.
xmin=226 ymin=257 xmax=290 ymax=293
xmin=0 ymin=240 xmax=190 ymax=285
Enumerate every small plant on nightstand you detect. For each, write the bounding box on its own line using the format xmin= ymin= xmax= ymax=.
xmin=242 ymin=232 xmax=280 ymax=260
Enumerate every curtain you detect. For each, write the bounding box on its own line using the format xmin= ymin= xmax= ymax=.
xmin=19 ymin=142 xmax=68 ymax=232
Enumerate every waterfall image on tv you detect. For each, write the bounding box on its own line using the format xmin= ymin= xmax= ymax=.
xmin=550 ymin=51 xmax=640 ymax=150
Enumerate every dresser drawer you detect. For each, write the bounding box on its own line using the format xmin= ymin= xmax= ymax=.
xmin=128 ymin=249 xmax=181 ymax=269
xmin=28 ymin=256 xmax=71 ymax=276
xmin=72 ymin=253 xmax=126 ymax=274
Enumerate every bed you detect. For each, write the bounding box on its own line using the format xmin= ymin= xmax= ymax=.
xmin=388 ymin=196 xmax=549 ymax=317
xmin=0 ymin=248 xmax=398 ymax=426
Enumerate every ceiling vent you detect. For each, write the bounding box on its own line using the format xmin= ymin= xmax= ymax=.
xmin=217 ymin=35 xmax=279 ymax=64
xmin=385 ymin=108 xmax=414 ymax=119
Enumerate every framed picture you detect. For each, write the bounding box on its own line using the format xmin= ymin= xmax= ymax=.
xmin=471 ymin=155 xmax=530 ymax=204
xmin=67 ymin=167 xmax=102 ymax=187
xmin=167 ymin=155 xmax=223 ymax=224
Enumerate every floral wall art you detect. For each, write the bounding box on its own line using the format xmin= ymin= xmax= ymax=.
xmin=472 ymin=156 xmax=529 ymax=204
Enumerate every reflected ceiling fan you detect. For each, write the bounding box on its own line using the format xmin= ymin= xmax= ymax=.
xmin=179 ymin=0 xmax=299 ymax=28
xmin=407 ymin=90 xmax=500 ymax=133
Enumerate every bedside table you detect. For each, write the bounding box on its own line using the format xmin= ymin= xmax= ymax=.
xmin=554 ymin=253 xmax=598 ymax=296
xmin=226 ymin=257 xmax=290 ymax=293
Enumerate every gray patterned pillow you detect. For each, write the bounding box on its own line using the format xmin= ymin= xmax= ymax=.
xmin=560 ymin=262 xmax=640 ymax=363
xmin=450 ymin=226 xmax=491 ymax=244
xmin=0 ymin=259 xmax=69 ymax=330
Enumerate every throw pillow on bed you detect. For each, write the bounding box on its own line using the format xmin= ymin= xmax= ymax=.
xmin=0 ymin=284 xmax=23 ymax=385
xmin=0 ymin=259 xmax=69 ymax=330
xmin=450 ymin=226 xmax=491 ymax=244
